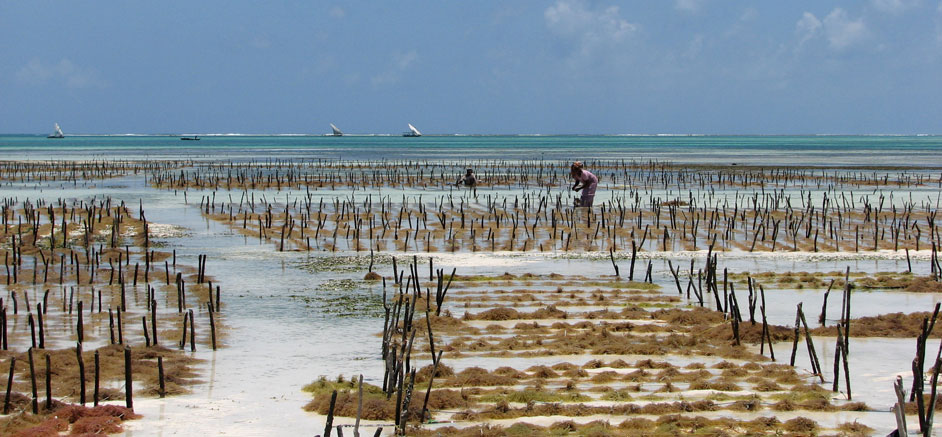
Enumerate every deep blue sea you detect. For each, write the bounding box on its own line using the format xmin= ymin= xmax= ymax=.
xmin=1 ymin=134 xmax=941 ymax=167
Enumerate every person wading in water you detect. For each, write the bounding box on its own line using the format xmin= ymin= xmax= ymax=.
xmin=570 ymin=161 xmax=598 ymax=207
xmin=456 ymin=168 xmax=477 ymax=187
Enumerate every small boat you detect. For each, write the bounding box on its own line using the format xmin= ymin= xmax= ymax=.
xmin=403 ymin=123 xmax=422 ymax=137
xmin=180 ymin=136 xmax=200 ymax=141
xmin=329 ymin=123 xmax=343 ymax=137
xmin=47 ymin=123 xmax=65 ymax=139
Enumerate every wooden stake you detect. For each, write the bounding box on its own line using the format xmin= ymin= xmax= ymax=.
xmin=94 ymin=350 xmax=100 ymax=406
xmin=325 ymin=390 xmax=338 ymax=437
xmin=3 ymin=357 xmax=15 ymax=414
xmin=158 ymin=356 xmax=166 ymax=398
xmin=44 ymin=353 xmax=52 ymax=411
xmin=76 ymin=343 xmax=86 ymax=405
xmin=124 ymin=346 xmax=133 ymax=410
xmin=28 ymin=347 xmax=38 ymax=414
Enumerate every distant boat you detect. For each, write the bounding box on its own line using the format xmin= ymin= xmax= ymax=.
xmin=180 ymin=136 xmax=200 ymax=141
xmin=47 ymin=123 xmax=64 ymax=139
xmin=329 ymin=123 xmax=343 ymax=137
xmin=403 ymin=123 xmax=422 ymax=137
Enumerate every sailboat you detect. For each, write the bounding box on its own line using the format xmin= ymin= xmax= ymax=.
xmin=329 ymin=123 xmax=343 ymax=137
xmin=403 ymin=123 xmax=422 ymax=137
xmin=47 ymin=123 xmax=64 ymax=139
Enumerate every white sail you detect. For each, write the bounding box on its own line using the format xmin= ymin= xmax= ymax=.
xmin=330 ymin=123 xmax=343 ymax=136
xmin=407 ymin=124 xmax=422 ymax=136
xmin=48 ymin=123 xmax=64 ymax=138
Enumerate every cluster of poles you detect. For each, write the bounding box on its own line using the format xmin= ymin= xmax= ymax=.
xmin=1 ymin=195 xmax=221 ymax=417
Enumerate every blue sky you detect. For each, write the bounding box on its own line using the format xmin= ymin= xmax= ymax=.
xmin=2 ymin=1 xmax=941 ymax=134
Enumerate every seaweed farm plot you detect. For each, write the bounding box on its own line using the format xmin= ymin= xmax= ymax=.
xmin=0 ymin=195 xmax=227 ymax=436
xmin=161 ymin=161 xmax=942 ymax=255
xmin=147 ymin=160 xmax=942 ymax=193
xmin=296 ymin=251 xmax=942 ymax=436
xmin=0 ymin=160 xmax=188 ymax=186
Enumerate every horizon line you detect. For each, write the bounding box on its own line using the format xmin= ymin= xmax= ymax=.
xmin=4 ymin=132 xmax=941 ymax=138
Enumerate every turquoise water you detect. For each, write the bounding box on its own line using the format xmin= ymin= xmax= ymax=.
xmin=2 ymin=135 xmax=941 ymax=166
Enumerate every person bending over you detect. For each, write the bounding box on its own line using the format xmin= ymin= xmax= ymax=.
xmin=570 ymin=161 xmax=598 ymax=207
xmin=456 ymin=168 xmax=477 ymax=187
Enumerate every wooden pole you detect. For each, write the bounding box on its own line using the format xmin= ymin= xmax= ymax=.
xmin=158 ymin=356 xmax=166 ymax=398
xmin=124 ymin=346 xmax=133 ymax=410
xmin=3 ymin=357 xmax=14 ymax=414
xmin=324 ymin=390 xmax=338 ymax=437
xmin=189 ymin=309 xmax=196 ymax=352
xmin=37 ymin=303 xmax=44 ymax=349
xmin=609 ymin=248 xmax=619 ymax=277
xmin=28 ymin=347 xmax=38 ymax=414
xmin=94 ymin=350 xmax=100 ymax=406
xmin=76 ymin=343 xmax=86 ymax=405
xmin=142 ymin=316 xmax=150 ymax=347
xmin=818 ymin=279 xmax=834 ymax=326
xmin=840 ymin=323 xmax=851 ymax=400
xmin=179 ymin=311 xmax=189 ymax=350
xmin=117 ymin=308 xmax=123 ymax=344
xmin=833 ymin=321 xmax=844 ymax=392
xmin=790 ymin=304 xmax=802 ymax=366
xmin=421 ymin=350 xmax=444 ymax=423
xmin=799 ymin=303 xmax=825 ymax=383
xmin=894 ymin=375 xmax=908 ymax=436
xmin=152 ymin=299 xmax=158 ymax=346
xmin=44 ymin=353 xmax=52 ymax=411
xmin=209 ymin=302 xmax=217 ymax=350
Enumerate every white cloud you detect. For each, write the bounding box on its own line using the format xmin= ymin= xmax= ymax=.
xmin=371 ymin=50 xmax=418 ymax=86
xmin=674 ymin=0 xmax=705 ymax=13
xmin=544 ymin=0 xmax=636 ymax=57
xmin=795 ymin=9 xmax=867 ymax=51
xmin=17 ymin=59 xmax=55 ymax=83
xmin=871 ymin=0 xmax=920 ymax=13
xmin=823 ymin=8 xmax=868 ymax=50
xmin=329 ymin=6 xmax=345 ymax=18
xmin=16 ymin=58 xmax=104 ymax=89
xmin=795 ymin=12 xmax=822 ymax=47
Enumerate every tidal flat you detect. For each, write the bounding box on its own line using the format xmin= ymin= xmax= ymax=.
xmin=0 ymin=148 xmax=940 ymax=436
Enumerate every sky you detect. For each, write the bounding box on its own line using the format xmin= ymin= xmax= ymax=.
xmin=1 ymin=0 xmax=941 ymax=135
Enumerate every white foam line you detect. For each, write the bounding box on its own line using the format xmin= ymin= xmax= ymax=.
xmin=358 ymin=249 xmax=934 ymax=263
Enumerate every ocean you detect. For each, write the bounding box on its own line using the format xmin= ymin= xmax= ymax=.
xmin=1 ymin=134 xmax=941 ymax=166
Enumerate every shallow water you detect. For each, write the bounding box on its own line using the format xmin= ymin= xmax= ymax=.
xmin=774 ymin=336 xmax=939 ymax=434
xmin=1 ymin=204 xmax=935 ymax=436
xmin=0 ymin=137 xmax=940 ymax=435
xmin=113 ymin=242 xmax=937 ymax=435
